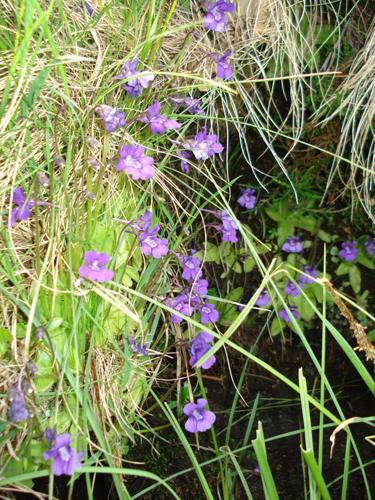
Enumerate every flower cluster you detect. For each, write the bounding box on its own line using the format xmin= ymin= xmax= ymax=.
xmin=113 ymin=58 xmax=155 ymax=98
xmin=203 ymin=1 xmax=234 ymax=33
xmin=44 ymin=432 xmax=83 ymax=476
xmin=167 ymin=250 xmax=218 ymax=325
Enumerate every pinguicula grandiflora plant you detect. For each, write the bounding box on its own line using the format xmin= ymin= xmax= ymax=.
xmin=0 ymin=0 xmax=374 ymax=499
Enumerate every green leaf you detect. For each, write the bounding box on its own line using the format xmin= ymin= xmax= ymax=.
xmin=277 ymin=220 xmax=295 ymax=242
xmin=349 ymin=265 xmax=361 ymax=294
xmin=367 ymin=329 xmax=375 ymax=342
xmin=243 ymin=256 xmax=255 ymax=272
xmin=335 ymin=262 xmax=350 ymax=276
xmin=317 ymin=229 xmax=333 ymax=242
xmin=293 ymin=215 xmax=317 ymax=233
xmin=270 ymin=317 xmax=282 ymax=337
xmin=357 ymin=254 xmax=375 ymax=270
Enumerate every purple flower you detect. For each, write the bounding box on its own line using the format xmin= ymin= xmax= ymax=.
xmin=132 ymin=210 xmax=153 ymax=232
xmin=182 ymin=128 xmax=224 ymax=161
xmin=279 ymin=305 xmax=299 ymax=323
xmin=8 ymin=385 xmax=29 ymax=423
xmin=170 ymin=96 xmax=204 ymax=115
xmin=204 ymin=1 xmax=234 ymax=32
xmin=199 ymin=303 xmax=219 ymax=324
xmin=281 ymin=236 xmax=303 ymax=253
xmin=116 ymin=144 xmax=155 ymax=181
xmin=237 ymin=188 xmax=257 ymax=209
xmin=43 ymin=433 xmax=83 ymax=476
xmin=139 ymin=100 xmax=181 ymax=135
xmin=10 ymin=188 xmax=34 ymax=225
xmin=183 ymin=398 xmax=216 ymax=433
xmin=218 ymin=211 xmax=238 ymax=243
xmin=139 ymin=227 xmax=169 ymax=258
xmin=44 ymin=427 xmax=57 ymax=446
xmin=95 ymin=105 xmax=126 ymax=133
xmin=364 ymin=239 xmax=375 ymax=256
xmin=178 ymin=150 xmax=193 ymax=173
xmin=189 ymin=332 xmax=216 ymax=369
xmin=338 ymin=241 xmax=358 ymax=262
xmin=284 ymin=280 xmax=303 ymax=297
xmin=179 ymin=252 xmax=203 ymax=282
xmin=191 ymin=278 xmax=209 ymax=296
xmin=255 ymin=290 xmax=270 ymax=307
xmin=297 ymin=266 xmax=317 ymax=285
xmin=114 ymin=58 xmax=155 ymax=98
xmin=129 ymin=336 xmax=148 ymax=355
xmin=211 ymin=51 xmax=233 ymax=80
xmin=168 ymin=294 xmax=194 ymax=323
xmin=78 ymin=250 xmax=114 ymax=282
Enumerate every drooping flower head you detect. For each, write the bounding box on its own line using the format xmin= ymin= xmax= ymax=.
xmin=139 ymin=228 xmax=169 ymax=259
xmin=297 ymin=266 xmax=317 ymax=285
xmin=218 ymin=211 xmax=238 ymax=243
xmin=199 ymin=302 xmax=219 ymax=324
xmin=178 ymin=149 xmax=194 ymax=173
xmin=364 ymin=239 xmax=375 ymax=255
xmin=179 ymin=252 xmax=203 ymax=282
xmin=10 ymin=188 xmax=34 ymax=226
xmin=140 ymin=101 xmax=181 ymax=135
xmin=114 ymin=58 xmax=155 ymax=98
xmin=279 ymin=305 xmax=299 ymax=323
xmin=8 ymin=385 xmax=29 ymax=423
xmin=284 ymin=280 xmax=303 ymax=297
xmin=255 ymin=290 xmax=270 ymax=307
xmin=189 ymin=332 xmax=216 ymax=369
xmin=281 ymin=236 xmax=303 ymax=253
xmin=116 ymin=144 xmax=155 ymax=181
xmin=129 ymin=336 xmax=148 ymax=356
xmin=237 ymin=188 xmax=257 ymax=209
xmin=78 ymin=251 xmax=114 ymax=282
xmin=211 ymin=51 xmax=233 ymax=80
xmin=95 ymin=105 xmax=126 ymax=133
xmin=183 ymin=398 xmax=216 ymax=433
xmin=182 ymin=128 xmax=224 ymax=161
xmin=338 ymin=241 xmax=358 ymax=262
xmin=44 ymin=433 xmax=83 ymax=476
xmin=204 ymin=1 xmax=234 ymax=32
xmin=170 ymin=96 xmax=204 ymax=115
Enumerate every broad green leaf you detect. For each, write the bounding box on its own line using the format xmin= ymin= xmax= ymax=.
xmin=349 ymin=265 xmax=361 ymax=294
xmin=335 ymin=262 xmax=350 ymax=276
xmin=357 ymin=254 xmax=375 ymax=270
xmin=243 ymin=256 xmax=255 ymax=272
xmin=317 ymin=229 xmax=333 ymax=242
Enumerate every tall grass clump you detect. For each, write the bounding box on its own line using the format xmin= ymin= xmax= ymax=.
xmin=0 ymin=0 xmax=374 ymax=498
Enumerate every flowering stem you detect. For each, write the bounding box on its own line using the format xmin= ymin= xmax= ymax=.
xmin=196 ymin=370 xmax=228 ymax=500
xmin=91 ymin=134 xmax=109 ymax=236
